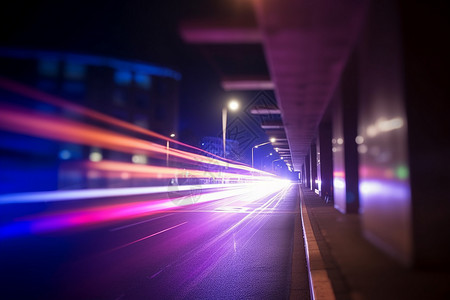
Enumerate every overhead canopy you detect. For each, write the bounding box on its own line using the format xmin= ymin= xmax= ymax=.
xmin=180 ymin=0 xmax=367 ymax=170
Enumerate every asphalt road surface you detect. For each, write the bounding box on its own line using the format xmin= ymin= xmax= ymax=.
xmin=0 ymin=184 xmax=307 ymax=299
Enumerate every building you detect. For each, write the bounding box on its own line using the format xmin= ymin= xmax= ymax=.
xmin=0 ymin=48 xmax=181 ymax=192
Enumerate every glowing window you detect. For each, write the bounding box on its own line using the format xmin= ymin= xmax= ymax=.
xmin=114 ymin=70 xmax=132 ymax=86
xmin=38 ymin=59 xmax=59 ymax=77
xmin=64 ymin=63 xmax=86 ymax=80
xmin=134 ymin=73 xmax=152 ymax=89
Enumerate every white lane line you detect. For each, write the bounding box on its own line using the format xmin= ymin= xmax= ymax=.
xmin=109 ymin=213 xmax=175 ymax=232
xmin=109 ymin=221 xmax=187 ymax=252
xmin=148 ymin=269 xmax=164 ymax=279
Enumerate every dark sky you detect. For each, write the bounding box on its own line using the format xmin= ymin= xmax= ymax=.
xmin=0 ymin=0 xmax=230 ymax=144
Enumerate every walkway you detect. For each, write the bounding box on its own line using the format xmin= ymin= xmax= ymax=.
xmin=299 ymin=187 xmax=450 ymax=300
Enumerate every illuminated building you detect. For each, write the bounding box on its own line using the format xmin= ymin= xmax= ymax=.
xmin=0 ymin=48 xmax=181 ymax=192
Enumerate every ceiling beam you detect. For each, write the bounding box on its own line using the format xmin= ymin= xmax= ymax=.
xmin=180 ymin=23 xmax=262 ymax=44
xmin=222 ymin=77 xmax=274 ymax=91
xmin=250 ymin=106 xmax=281 ymax=114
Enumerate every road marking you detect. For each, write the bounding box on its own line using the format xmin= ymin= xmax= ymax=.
xmin=109 ymin=213 xmax=175 ymax=232
xmin=109 ymin=221 xmax=187 ymax=252
xmin=148 ymin=269 xmax=164 ymax=279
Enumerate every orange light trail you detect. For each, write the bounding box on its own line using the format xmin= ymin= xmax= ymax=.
xmin=0 ymin=76 xmax=245 ymax=166
xmin=0 ymin=103 xmax=273 ymax=176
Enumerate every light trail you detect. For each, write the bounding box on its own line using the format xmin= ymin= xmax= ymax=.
xmin=81 ymin=160 xmax=260 ymax=181
xmin=0 ymin=181 xmax=291 ymax=239
xmin=0 ymin=179 xmax=289 ymax=204
xmin=0 ymin=75 xmax=293 ymax=245
xmin=0 ymin=103 xmax=273 ymax=176
xmin=0 ymin=76 xmax=246 ymax=166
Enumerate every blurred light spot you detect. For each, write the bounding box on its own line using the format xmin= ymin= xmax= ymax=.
xmin=215 ymin=206 xmax=249 ymax=213
xmin=333 ymin=171 xmax=345 ymax=178
xmin=367 ymin=117 xmax=404 ymax=137
xmin=132 ymin=154 xmax=147 ymax=164
xmin=355 ymin=136 xmax=364 ymax=144
xmin=228 ymin=99 xmax=239 ymax=111
xmin=337 ymin=138 xmax=343 ymax=145
xmin=395 ymin=165 xmax=409 ymax=179
xmin=89 ymin=151 xmax=102 ymax=162
xmin=334 ymin=178 xmax=345 ymax=189
xmin=367 ymin=125 xmax=378 ymax=137
xmin=332 ymin=138 xmax=336 ymax=144
xmin=357 ymin=144 xmax=368 ymax=154
xmin=59 ymin=149 xmax=71 ymax=160
xmin=377 ymin=117 xmax=404 ymax=132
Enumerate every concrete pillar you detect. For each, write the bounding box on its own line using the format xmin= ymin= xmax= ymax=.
xmin=331 ymin=52 xmax=359 ymax=214
xmin=301 ymin=163 xmax=306 ymax=186
xmin=399 ymin=0 xmax=450 ymax=270
xmin=304 ymin=154 xmax=311 ymax=189
xmin=309 ymin=142 xmax=317 ymax=191
xmin=318 ymin=121 xmax=333 ymax=203
xmin=357 ymin=0 xmax=411 ymax=266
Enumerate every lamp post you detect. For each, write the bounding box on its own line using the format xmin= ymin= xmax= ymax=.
xmin=222 ymin=99 xmax=239 ymax=158
xmin=252 ymin=137 xmax=276 ymax=168
xmin=166 ymin=133 xmax=176 ymax=167
xmin=272 ymin=158 xmax=283 ymax=171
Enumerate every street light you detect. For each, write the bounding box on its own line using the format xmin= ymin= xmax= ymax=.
xmin=272 ymin=158 xmax=283 ymax=171
xmin=222 ymin=99 xmax=239 ymax=158
xmin=252 ymin=137 xmax=276 ymax=168
xmin=166 ymin=133 xmax=175 ymax=167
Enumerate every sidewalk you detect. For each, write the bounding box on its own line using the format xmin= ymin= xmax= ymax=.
xmin=299 ymin=186 xmax=450 ymax=300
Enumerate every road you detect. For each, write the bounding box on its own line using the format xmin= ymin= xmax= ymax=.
xmin=0 ymin=183 xmax=307 ymax=299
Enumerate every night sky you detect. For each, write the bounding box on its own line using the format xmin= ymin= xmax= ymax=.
xmin=0 ymin=0 xmax=236 ymax=145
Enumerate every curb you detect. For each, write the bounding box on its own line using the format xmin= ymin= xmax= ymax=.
xmin=299 ymin=185 xmax=336 ymax=300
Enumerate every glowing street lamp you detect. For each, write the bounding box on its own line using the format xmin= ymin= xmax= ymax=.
xmin=166 ymin=133 xmax=176 ymax=166
xmin=228 ymin=99 xmax=239 ymax=111
xmin=252 ymin=137 xmax=276 ymax=168
xmin=222 ymin=99 xmax=239 ymax=158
